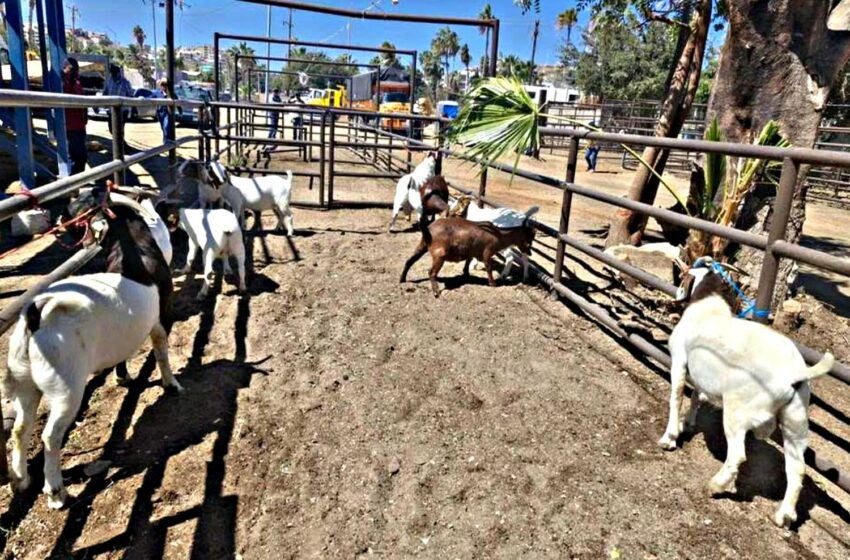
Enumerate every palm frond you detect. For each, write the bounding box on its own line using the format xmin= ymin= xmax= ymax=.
xmin=701 ymin=117 xmax=725 ymax=219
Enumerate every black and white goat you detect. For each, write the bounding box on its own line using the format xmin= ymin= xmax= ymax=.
xmin=660 ymin=257 xmax=834 ymax=527
xmin=4 ymin=188 xmax=182 ymax=509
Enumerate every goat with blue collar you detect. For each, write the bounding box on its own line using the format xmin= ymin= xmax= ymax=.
xmin=661 ymin=256 xmax=834 ymax=528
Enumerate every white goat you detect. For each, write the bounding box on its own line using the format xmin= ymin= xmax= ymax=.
xmin=388 ymin=152 xmax=437 ymax=231
xmin=462 ymin=200 xmax=538 ymax=280
xmin=177 ymin=160 xmax=222 ymax=210
xmin=209 ymin=161 xmax=294 ymax=235
xmin=158 ymin=204 xmax=247 ymax=300
xmin=4 ymin=272 xmax=181 ymax=509
xmin=660 ymin=259 xmax=834 ymax=527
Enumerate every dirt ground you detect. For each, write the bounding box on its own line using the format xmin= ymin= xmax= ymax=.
xmin=0 ymin=118 xmax=849 ymax=558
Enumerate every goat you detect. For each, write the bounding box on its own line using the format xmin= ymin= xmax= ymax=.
xmin=400 ymin=207 xmax=538 ymax=297
xmin=62 ymin=186 xmax=175 ymax=385
xmin=660 ymin=257 xmax=834 ymax=528
xmin=209 ymin=160 xmax=294 ymax=235
xmin=156 ymin=202 xmax=247 ymax=300
xmin=176 ymin=160 xmax=223 ymax=210
xmin=388 ymin=152 xmax=437 ymax=231
xmin=419 ymin=175 xmax=450 ymax=221
xmin=452 ymin=197 xmax=537 ymax=280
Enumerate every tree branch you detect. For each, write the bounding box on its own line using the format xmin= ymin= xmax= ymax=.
xmin=641 ymin=8 xmax=690 ymax=29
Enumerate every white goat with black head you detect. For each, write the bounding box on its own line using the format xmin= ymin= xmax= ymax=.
xmin=5 ymin=188 xmax=182 ymax=509
xmin=660 ymin=256 xmax=834 ymax=528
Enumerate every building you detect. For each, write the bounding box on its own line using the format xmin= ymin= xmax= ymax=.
xmin=178 ymin=45 xmax=214 ymax=65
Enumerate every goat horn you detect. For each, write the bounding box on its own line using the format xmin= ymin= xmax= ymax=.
xmin=673 ymin=257 xmax=689 ymax=272
xmin=718 ymin=261 xmax=746 ymax=275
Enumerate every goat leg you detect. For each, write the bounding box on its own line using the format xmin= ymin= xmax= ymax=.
xmin=400 ymin=242 xmax=427 ymax=283
xmin=429 ymin=254 xmax=446 ymax=297
xmin=463 ymin=258 xmax=472 ymax=277
xmin=115 ymin=361 xmax=132 ymax=386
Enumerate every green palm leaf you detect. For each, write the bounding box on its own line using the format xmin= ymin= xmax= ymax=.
xmin=449 ymin=76 xmax=688 ymax=210
xmin=701 ymin=117 xmax=725 ymax=219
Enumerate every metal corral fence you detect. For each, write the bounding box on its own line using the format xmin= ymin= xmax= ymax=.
xmin=210 ymin=99 xmax=850 ymax=498
xmin=0 ymin=88 xmax=223 ymax=480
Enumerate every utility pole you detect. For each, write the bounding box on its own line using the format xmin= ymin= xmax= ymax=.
xmin=265 ymin=5 xmax=271 ymax=102
xmin=150 ymin=0 xmax=159 ymax=80
xmin=529 ymin=18 xmax=539 ymax=84
xmin=287 ymin=8 xmax=293 ymax=58
xmin=68 ymin=4 xmax=80 ymax=51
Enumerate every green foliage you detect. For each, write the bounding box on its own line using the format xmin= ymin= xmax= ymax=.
xmin=498 ymin=54 xmax=535 ymax=83
xmin=419 ymin=50 xmax=444 ymax=100
xmin=556 ymin=8 xmax=579 ymax=43
xmin=570 ymin=13 xmax=676 ymax=100
xmin=271 ymin=49 xmax=357 ymax=93
xmin=449 ymin=76 xmax=540 ymax=175
xmin=432 ymin=26 xmax=461 ymax=78
xmin=699 ymin=117 xmax=725 ymax=219
xmin=513 ymin=0 xmax=541 ymax=14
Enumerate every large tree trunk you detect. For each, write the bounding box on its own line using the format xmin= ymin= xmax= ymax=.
xmin=707 ymin=0 xmax=850 ymax=311
xmin=605 ymin=0 xmax=712 ymax=248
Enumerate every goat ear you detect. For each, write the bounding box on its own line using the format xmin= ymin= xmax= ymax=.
xmin=675 ymin=274 xmax=694 ymax=302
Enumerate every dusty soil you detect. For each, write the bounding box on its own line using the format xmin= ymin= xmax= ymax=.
xmin=0 ymin=119 xmax=848 ymax=558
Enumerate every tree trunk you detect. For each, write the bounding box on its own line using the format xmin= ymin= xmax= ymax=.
xmin=707 ymin=0 xmax=850 ymax=311
xmin=604 ymin=0 xmax=712 ymax=248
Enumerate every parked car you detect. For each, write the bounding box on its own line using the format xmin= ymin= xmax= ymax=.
xmin=129 ymin=88 xmax=158 ymax=121
xmin=87 ymin=91 xmax=108 ymax=118
xmin=174 ymin=85 xmax=212 ymax=126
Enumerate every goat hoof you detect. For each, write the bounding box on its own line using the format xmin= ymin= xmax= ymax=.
xmin=657 ymin=434 xmax=678 ymax=451
xmin=165 ymin=380 xmax=185 ymax=393
xmin=707 ymin=478 xmax=734 ymax=496
xmin=44 ymin=487 xmax=68 ymax=510
xmin=774 ymin=506 xmax=797 ymax=528
xmin=115 ymin=375 xmax=133 ymax=387
xmin=11 ymin=474 xmax=31 ymax=493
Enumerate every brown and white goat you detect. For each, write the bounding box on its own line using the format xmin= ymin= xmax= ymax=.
xmin=399 ymin=207 xmax=538 ymax=297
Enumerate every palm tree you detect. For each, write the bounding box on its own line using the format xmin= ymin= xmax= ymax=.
xmin=459 ymin=44 xmax=471 ymax=92
xmin=380 ymin=40 xmax=398 ymax=68
xmin=556 ymin=8 xmax=579 ymax=44
xmin=432 ymin=27 xmax=460 ymax=83
xmin=478 ymin=4 xmax=494 ymax=75
xmin=420 ymin=50 xmax=443 ymax=100
xmin=132 ymin=25 xmax=146 ymax=51
xmin=28 ymin=0 xmax=36 ymax=49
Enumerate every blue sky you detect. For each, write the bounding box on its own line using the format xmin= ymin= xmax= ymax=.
xmin=28 ymin=1 xmax=594 ymax=68
xmin=27 ymin=1 xmax=725 ymax=71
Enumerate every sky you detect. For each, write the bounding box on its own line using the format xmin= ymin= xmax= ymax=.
xmin=25 ymin=1 xmax=725 ymax=73
xmin=26 ymin=0 xmax=595 ymax=69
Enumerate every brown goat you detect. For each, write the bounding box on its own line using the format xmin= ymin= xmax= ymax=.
xmin=400 ymin=215 xmax=536 ymax=297
xmin=419 ymin=175 xmax=450 ymax=220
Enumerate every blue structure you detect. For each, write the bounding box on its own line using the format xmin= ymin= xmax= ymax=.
xmin=1 ymin=0 xmax=71 ymax=189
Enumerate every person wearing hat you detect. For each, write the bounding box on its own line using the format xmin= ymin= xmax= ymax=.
xmin=268 ymin=87 xmax=282 ymax=140
xmin=103 ymin=64 xmax=133 ymax=134
xmin=62 ymin=58 xmax=88 ymax=175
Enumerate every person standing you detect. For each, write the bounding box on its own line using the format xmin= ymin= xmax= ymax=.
xmin=268 ymin=87 xmax=282 ymax=139
xmin=152 ymin=78 xmax=175 ymax=146
xmin=62 ymin=58 xmax=88 ymax=175
xmin=103 ymin=64 xmax=133 ymax=134
xmin=584 ymin=139 xmax=599 ymax=173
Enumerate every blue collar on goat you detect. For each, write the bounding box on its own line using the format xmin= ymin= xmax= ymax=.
xmin=678 ymin=257 xmax=769 ymax=319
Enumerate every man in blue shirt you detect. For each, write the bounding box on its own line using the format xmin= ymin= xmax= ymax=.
xmin=103 ymin=64 xmax=133 ymax=134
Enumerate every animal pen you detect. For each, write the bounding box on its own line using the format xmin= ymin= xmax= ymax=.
xmin=2 ymin=0 xmax=850 ymax=552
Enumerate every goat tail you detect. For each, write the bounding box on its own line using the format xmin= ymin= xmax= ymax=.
xmin=798 ymin=352 xmax=834 ymax=383
xmin=285 ymin=170 xmax=293 ymax=185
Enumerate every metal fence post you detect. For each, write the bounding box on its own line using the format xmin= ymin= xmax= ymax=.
xmin=327 ymin=112 xmax=335 ymax=208
xmin=111 ymin=104 xmax=125 ymax=185
xmin=752 ymin=157 xmax=799 ymax=323
xmin=553 ymin=137 xmax=580 ymax=287
xmin=319 ymin=111 xmax=327 ymax=207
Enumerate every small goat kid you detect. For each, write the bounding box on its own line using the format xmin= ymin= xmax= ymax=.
xmin=660 ymin=258 xmax=834 ymax=527
xmin=208 ymin=161 xmax=295 ymax=234
xmin=400 ymin=207 xmax=538 ymax=297
xmin=156 ymin=202 xmax=247 ymax=300
xmin=388 ymin=152 xmax=437 ymax=231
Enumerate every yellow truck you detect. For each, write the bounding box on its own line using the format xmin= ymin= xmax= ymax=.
xmin=350 ymin=69 xmax=415 ymax=134
xmin=306 ymin=85 xmax=348 ymax=108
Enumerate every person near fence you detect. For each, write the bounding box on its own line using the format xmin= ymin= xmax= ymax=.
xmin=152 ymin=78 xmax=175 ymax=146
xmin=103 ymin=64 xmax=133 ymax=134
xmin=585 ymin=120 xmax=601 ymax=173
xmin=268 ymin=88 xmax=282 ymax=139
xmin=62 ymin=57 xmax=88 ymax=175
